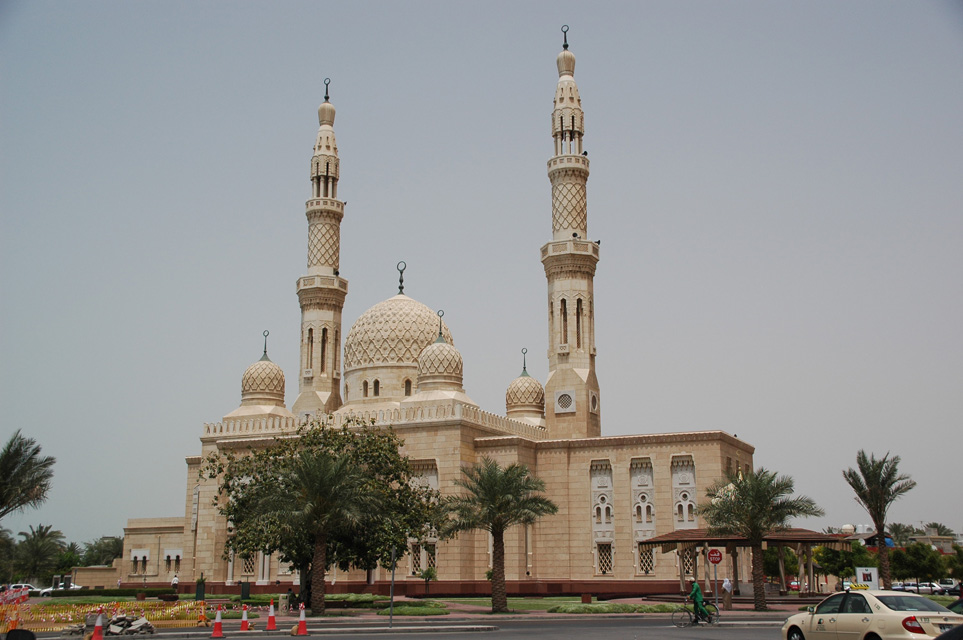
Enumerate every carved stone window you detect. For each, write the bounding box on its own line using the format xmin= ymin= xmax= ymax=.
xmin=638 ymin=544 xmax=655 ymax=574
xmin=597 ymin=543 xmax=613 ymax=574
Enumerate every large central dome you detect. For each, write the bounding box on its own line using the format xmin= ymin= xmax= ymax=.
xmin=343 ymin=294 xmax=453 ymax=371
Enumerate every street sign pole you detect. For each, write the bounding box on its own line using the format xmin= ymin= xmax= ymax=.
xmin=714 ymin=562 xmax=718 ymax=612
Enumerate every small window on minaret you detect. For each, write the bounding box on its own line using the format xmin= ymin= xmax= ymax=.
xmin=576 ymin=299 xmax=583 ymax=349
xmin=363 ymin=381 xmax=369 ymax=397
xmin=373 ymin=380 xmax=380 ymax=397
xmin=320 ymin=328 xmax=327 ymax=374
xmin=560 ymin=299 xmax=568 ymax=345
xmin=306 ymin=329 xmax=314 ymax=370
xmin=405 ymin=379 xmax=412 ymax=396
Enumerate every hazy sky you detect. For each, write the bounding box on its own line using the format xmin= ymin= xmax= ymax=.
xmin=2 ymin=1 xmax=961 ymax=545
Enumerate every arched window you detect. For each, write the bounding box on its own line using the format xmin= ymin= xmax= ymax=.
xmin=576 ymin=298 xmax=583 ymax=348
xmin=404 ymin=379 xmax=412 ymax=396
xmin=363 ymin=381 xmax=369 ymax=398
xmin=320 ymin=328 xmax=327 ymax=373
xmin=373 ymin=380 xmax=380 ymax=396
xmin=560 ymin=299 xmax=568 ymax=344
xmin=306 ymin=328 xmax=314 ymax=370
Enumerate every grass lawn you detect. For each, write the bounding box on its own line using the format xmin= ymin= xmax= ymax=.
xmin=439 ymin=596 xmax=583 ymax=611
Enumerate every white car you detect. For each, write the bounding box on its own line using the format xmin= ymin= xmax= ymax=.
xmin=782 ymin=590 xmax=963 ymax=640
xmin=40 ymin=583 xmax=83 ymax=597
xmin=8 ymin=583 xmax=37 ymax=592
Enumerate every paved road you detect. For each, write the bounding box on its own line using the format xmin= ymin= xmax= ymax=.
xmin=131 ymin=617 xmax=783 ymax=640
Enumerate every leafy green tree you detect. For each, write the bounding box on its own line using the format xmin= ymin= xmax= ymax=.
xmin=14 ymin=524 xmax=65 ymax=583
xmin=0 ymin=431 xmax=56 ymax=522
xmin=697 ymin=467 xmax=823 ymax=611
xmin=0 ymin=528 xmax=15 ymax=582
xmin=887 ymin=523 xmax=920 ymax=548
xmin=815 ymin=541 xmax=877 ymax=583
xmin=82 ymin=536 xmax=124 ymax=566
xmin=204 ymin=419 xmax=441 ymax=613
xmin=891 ymin=542 xmax=944 ymax=584
xmin=944 ymin=544 xmax=963 ymax=582
xmin=842 ymin=451 xmax=916 ymax=589
xmin=922 ymin=522 xmax=955 ymax=537
xmin=442 ymin=458 xmax=558 ymax=613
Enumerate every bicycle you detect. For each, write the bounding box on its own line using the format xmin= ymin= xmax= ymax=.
xmin=671 ymin=599 xmax=719 ymax=627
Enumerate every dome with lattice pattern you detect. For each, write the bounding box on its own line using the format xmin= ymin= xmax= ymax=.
xmin=417 ymin=338 xmax=464 ymax=390
xmin=506 ymin=372 xmax=545 ymax=411
xmin=344 ymin=294 xmax=452 ymax=371
xmin=241 ymin=355 xmax=285 ymax=406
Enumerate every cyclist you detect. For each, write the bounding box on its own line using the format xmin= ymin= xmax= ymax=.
xmin=688 ymin=578 xmax=710 ymax=624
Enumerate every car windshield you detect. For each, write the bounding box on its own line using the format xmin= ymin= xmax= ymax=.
xmin=875 ymin=595 xmax=952 ymax=612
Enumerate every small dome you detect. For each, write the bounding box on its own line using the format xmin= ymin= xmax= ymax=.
xmin=418 ymin=338 xmax=464 ymax=388
xmin=344 ymin=294 xmax=453 ymax=371
xmin=241 ymin=355 xmax=285 ymax=406
xmin=506 ymin=373 xmax=545 ymax=411
xmin=318 ymin=100 xmax=336 ymax=126
xmin=557 ymin=49 xmax=575 ymax=77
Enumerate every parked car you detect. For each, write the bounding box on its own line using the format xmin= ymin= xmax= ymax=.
xmin=782 ymin=590 xmax=963 ymax=640
xmin=947 ymin=583 xmax=962 ymax=597
xmin=40 ymin=583 xmax=83 ymax=597
xmin=9 ymin=583 xmax=37 ymax=592
xmin=907 ymin=582 xmax=947 ymax=595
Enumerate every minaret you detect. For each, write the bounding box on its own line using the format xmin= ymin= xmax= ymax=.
xmin=541 ymin=27 xmax=601 ymax=439
xmin=292 ymin=79 xmax=347 ymax=418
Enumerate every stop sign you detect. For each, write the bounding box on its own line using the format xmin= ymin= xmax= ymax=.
xmin=708 ymin=549 xmax=723 ymax=564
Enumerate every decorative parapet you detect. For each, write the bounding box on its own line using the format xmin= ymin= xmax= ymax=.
xmin=332 ymin=402 xmax=548 ymax=441
xmin=203 ymin=415 xmax=300 ymax=437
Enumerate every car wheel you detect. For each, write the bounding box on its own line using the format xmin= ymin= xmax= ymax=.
xmin=786 ymin=626 xmax=805 ymax=640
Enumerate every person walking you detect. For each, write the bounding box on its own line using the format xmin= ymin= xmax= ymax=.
xmin=688 ymin=578 xmax=710 ymax=624
xmin=171 ymin=575 xmax=179 ymax=589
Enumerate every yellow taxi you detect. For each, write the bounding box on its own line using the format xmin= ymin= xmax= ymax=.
xmin=782 ymin=590 xmax=963 ymax=640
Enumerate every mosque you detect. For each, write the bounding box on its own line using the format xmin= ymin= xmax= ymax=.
xmin=90 ymin=30 xmax=756 ymax=596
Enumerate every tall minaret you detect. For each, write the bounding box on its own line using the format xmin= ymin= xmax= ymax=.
xmin=541 ymin=27 xmax=601 ymax=439
xmin=292 ymin=79 xmax=347 ymax=418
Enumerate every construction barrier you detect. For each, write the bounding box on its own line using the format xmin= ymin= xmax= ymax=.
xmin=0 ymin=600 xmax=209 ymax=633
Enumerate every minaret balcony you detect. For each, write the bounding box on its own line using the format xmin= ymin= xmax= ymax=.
xmin=540 ymin=239 xmax=600 ymax=260
xmin=547 ymin=154 xmax=590 ymax=171
xmin=305 ymin=198 xmax=344 ymax=214
xmin=297 ymin=275 xmax=348 ymax=293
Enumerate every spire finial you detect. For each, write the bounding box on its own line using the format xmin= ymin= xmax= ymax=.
xmin=397 ymin=261 xmax=406 ymax=294
xmin=561 ymin=25 xmax=569 ymax=50
xmin=520 ymin=347 xmax=530 ymax=376
xmin=260 ymin=330 xmax=271 ymax=361
xmin=323 ymin=77 xmax=331 ymax=102
xmin=435 ymin=310 xmax=446 ymax=343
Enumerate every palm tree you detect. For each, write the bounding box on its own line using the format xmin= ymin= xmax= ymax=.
xmin=887 ymin=523 xmax=920 ymax=548
xmin=443 ymin=458 xmax=558 ymax=613
xmin=0 ymin=430 xmax=56 ymax=521
xmin=843 ymin=450 xmax=915 ymax=589
xmin=82 ymin=536 xmax=125 ymax=566
xmin=14 ymin=524 xmax=65 ymax=583
xmin=697 ymin=467 xmax=823 ymax=611
xmin=264 ymin=450 xmax=375 ymax=615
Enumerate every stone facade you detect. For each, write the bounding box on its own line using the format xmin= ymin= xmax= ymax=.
xmin=121 ymin=31 xmax=755 ymax=596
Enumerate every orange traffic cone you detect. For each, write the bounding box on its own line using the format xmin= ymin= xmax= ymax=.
xmin=295 ymin=603 xmax=307 ymax=636
xmin=239 ymin=604 xmax=249 ymax=631
xmin=91 ymin=608 xmax=105 ymax=640
xmin=265 ymin=599 xmax=277 ymax=631
xmin=211 ymin=604 xmax=225 ymax=638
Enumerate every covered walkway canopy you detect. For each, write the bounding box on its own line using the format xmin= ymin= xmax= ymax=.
xmin=640 ymin=528 xmax=849 ymax=595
